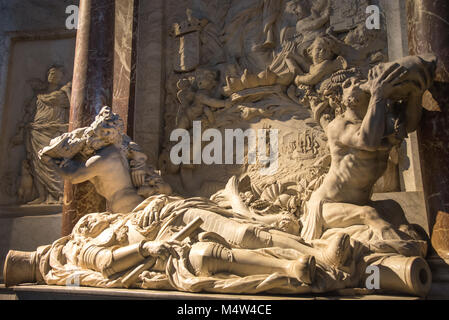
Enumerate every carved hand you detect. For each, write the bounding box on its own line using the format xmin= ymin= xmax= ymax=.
xmin=141 ymin=241 xmax=172 ymax=259
xmin=137 ymin=198 xmax=166 ymax=228
xmin=131 ymin=169 xmax=146 ymax=187
xmin=142 ymin=241 xmax=180 ymax=260
xmin=368 ymin=63 xmax=407 ymax=98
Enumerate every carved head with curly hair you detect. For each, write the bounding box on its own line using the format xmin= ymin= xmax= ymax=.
xmin=81 ymin=107 xmax=125 ymax=155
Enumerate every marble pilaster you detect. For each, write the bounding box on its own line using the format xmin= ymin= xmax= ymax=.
xmin=406 ymin=0 xmax=449 ymax=258
xmin=112 ymin=0 xmax=138 ymax=136
xmin=134 ymin=0 xmax=165 ymax=166
xmin=62 ymin=0 xmax=115 ymax=236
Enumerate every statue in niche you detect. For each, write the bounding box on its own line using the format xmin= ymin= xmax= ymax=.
xmin=10 ymin=65 xmax=71 ymax=205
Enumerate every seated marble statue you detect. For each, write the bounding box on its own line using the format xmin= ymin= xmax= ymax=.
xmin=300 ymin=55 xmax=437 ymax=258
xmin=3 ymin=54 xmax=437 ymax=296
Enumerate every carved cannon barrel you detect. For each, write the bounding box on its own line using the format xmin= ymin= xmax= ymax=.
xmin=368 ymin=256 xmax=432 ymax=297
xmin=3 ymin=250 xmax=41 ymax=287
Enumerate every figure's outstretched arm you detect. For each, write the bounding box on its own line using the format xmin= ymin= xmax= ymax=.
xmin=53 ymin=156 xmax=100 ymax=184
xmin=359 ymin=93 xmax=388 ymax=149
xmin=295 ymin=57 xmax=346 ymax=86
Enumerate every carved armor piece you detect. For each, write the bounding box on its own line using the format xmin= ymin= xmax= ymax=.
xmin=79 ymin=242 xmax=147 ymax=277
xmin=188 ymin=241 xmax=316 ymax=284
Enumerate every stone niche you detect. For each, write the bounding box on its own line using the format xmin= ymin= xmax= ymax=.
xmin=0 ymin=34 xmax=74 ymax=281
xmin=0 ymin=35 xmax=75 ymax=208
xmin=0 ymin=0 xmax=78 ymax=281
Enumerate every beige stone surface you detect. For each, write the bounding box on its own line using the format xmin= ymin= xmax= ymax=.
xmin=0 ymin=213 xmax=61 ymax=281
xmin=372 ymin=192 xmax=429 ymax=234
xmin=0 ymin=284 xmax=421 ymax=300
xmin=134 ymin=0 xmax=165 ymax=167
xmin=432 ymin=212 xmax=449 ymax=259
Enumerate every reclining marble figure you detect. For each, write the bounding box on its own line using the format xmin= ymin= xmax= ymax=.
xmin=3 ymin=53 xmax=437 ymax=296
xmin=4 ymin=106 xmax=351 ymax=293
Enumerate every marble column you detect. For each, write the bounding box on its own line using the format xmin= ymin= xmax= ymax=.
xmin=406 ymin=0 xmax=449 ymax=259
xmin=112 ymin=0 xmax=139 ymax=136
xmin=63 ymin=0 xmax=115 ymax=236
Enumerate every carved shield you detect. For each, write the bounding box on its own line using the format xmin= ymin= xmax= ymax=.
xmin=173 ymin=31 xmax=200 ymax=73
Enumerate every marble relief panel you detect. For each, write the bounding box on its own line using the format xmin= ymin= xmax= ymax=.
xmin=0 ymin=37 xmax=75 ymax=206
xmin=148 ymin=0 xmax=394 ymax=200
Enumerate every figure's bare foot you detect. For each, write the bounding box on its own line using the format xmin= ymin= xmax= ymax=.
xmin=318 ymin=233 xmax=351 ymax=268
xmin=288 ymin=255 xmax=316 ymax=285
